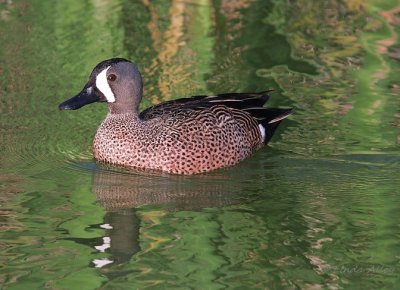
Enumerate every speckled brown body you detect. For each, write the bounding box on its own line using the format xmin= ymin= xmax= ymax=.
xmin=93 ymin=106 xmax=262 ymax=174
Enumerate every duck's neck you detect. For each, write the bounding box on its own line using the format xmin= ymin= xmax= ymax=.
xmin=107 ymin=103 xmax=140 ymax=117
xmin=105 ymin=108 xmax=141 ymax=123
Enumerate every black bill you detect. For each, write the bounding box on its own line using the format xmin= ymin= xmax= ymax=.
xmin=59 ymin=86 xmax=103 ymax=110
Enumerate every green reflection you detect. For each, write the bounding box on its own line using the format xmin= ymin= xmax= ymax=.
xmin=0 ymin=0 xmax=399 ymax=289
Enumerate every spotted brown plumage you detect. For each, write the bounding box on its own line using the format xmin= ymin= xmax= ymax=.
xmin=59 ymin=58 xmax=292 ymax=175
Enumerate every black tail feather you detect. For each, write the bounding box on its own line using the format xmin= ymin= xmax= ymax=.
xmin=263 ymin=122 xmax=281 ymax=144
xmin=257 ymin=108 xmax=293 ymax=144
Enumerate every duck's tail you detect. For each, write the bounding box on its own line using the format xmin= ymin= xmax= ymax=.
xmin=247 ymin=107 xmax=293 ymax=143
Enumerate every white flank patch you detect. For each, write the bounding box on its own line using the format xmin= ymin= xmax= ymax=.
xmin=96 ymin=66 xmax=115 ymax=102
xmin=258 ymin=124 xmax=266 ymax=141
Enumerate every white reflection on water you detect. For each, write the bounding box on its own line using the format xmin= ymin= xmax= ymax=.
xmin=92 ymin=257 xmax=114 ymax=268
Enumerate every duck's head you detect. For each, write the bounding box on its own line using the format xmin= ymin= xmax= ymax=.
xmin=59 ymin=58 xmax=143 ymax=114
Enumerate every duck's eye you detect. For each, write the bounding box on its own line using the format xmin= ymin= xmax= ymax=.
xmin=107 ymin=74 xmax=117 ymax=82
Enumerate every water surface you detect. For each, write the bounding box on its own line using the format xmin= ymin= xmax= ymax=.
xmin=1 ymin=0 xmax=399 ymax=289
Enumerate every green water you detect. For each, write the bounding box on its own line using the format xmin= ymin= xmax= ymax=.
xmin=1 ymin=0 xmax=399 ymax=289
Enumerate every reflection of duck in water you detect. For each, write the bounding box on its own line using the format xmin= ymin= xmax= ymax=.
xmin=59 ymin=58 xmax=292 ymax=175
xmin=91 ymin=168 xmax=241 ymax=267
xmin=92 ymin=210 xmax=140 ymax=267
xmin=94 ymin=168 xmax=240 ymax=211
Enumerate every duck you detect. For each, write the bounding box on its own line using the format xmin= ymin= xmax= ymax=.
xmin=59 ymin=58 xmax=292 ymax=175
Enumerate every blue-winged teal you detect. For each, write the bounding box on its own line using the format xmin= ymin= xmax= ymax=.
xmin=59 ymin=58 xmax=292 ymax=174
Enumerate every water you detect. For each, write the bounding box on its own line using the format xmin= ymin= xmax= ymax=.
xmin=1 ymin=0 xmax=399 ymax=289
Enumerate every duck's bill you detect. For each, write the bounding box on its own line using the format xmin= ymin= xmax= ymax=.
xmin=59 ymin=86 xmax=103 ymax=110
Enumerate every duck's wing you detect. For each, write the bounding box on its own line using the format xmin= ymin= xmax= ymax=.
xmin=139 ymin=91 xmax=272 ymax=120
xmin=140 ymin=91 xmax=292 ymax=144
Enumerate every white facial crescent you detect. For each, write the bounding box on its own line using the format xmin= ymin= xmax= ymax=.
xmin=96 ymin=66 xmax=115 ymax=103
